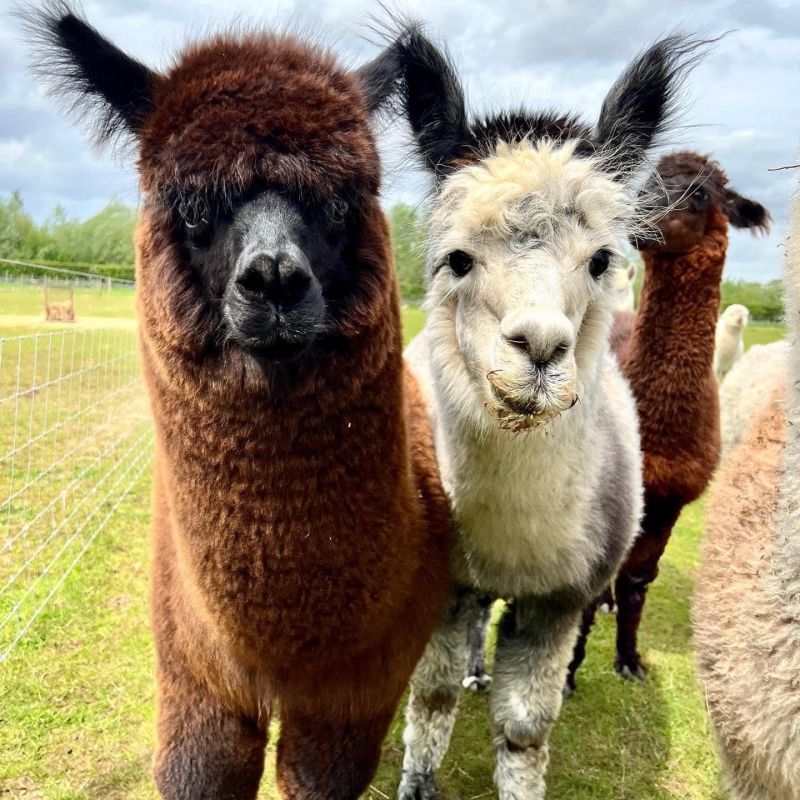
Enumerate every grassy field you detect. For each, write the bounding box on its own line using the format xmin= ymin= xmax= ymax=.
xmin=0 ymin=285 xmax=787 ymax=800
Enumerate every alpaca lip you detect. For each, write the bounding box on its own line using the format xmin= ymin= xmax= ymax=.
xmin=489 ymin=382 xmax=543 ymax=418
xmin=223 ymin=292 xmax=323 ymax=361
xmin=239 ymin=334 xmax=311 ymax=361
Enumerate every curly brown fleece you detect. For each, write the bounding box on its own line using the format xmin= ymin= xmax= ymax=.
xmin=130 ymin=33 xmax=452 ymax=800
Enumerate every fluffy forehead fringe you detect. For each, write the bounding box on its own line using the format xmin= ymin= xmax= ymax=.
xmin=431 ymin=139 xmax=637 ymax=244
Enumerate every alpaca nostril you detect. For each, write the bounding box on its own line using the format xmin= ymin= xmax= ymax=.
xmin=549 ymin=342 xmax=571 ymax=364
xmin=503 ymin=333 xmax=571 ymax=368
xmin=503 ymin=334 xmax=531 ymax=355
xmin=280 ymin=263 xmax=312 ymax=306
xmin=236 ymin=265 xmax=270 ymax=298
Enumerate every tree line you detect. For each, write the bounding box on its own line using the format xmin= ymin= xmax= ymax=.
xmin=0 ymin=192 xmax=785 ymax=321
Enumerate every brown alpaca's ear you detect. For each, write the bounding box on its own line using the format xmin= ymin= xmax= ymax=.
xmin=594 ymin=34 xmax=710 ymax=179
xmin=724 ymin=188 xmax=771 ymax=234
xmin=19 ymin=1 xmax=159 ymax=148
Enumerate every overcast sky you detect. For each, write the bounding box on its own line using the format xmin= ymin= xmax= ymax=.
xmin=1 ymin=0 xmax=799 ymax=281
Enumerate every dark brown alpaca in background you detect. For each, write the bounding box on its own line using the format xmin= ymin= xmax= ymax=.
xmin=24 ymin=7 xmax=452 ymax=799
xmin=568 ymin=151 xmax=770 ymax=688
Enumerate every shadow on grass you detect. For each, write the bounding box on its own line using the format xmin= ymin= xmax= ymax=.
xmin=549 ymin=663 xmax=671 ymax=800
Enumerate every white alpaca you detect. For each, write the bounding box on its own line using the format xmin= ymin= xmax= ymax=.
xmin=714 ymin=303 xmax=750 ymax=380
xmin=719 ymin=339 xmax=788 ymax=462
xmin=386 ymin=29 xmax=704 ymax=800
xmin=613 ymin=261 xmax=638 ymax=311
xmin=693 ymin=196 xmax=800 ymax=799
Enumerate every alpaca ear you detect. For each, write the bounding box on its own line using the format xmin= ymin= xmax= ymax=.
xmin=724 ymin=188 xmax=771 ymax=234
xmin=594 ymin=34 xmax=709 ymax=178
xmin=376 ymin=26 xmax=470 ymax=180
xmin=356 ymin=47 xmax=402 ymax=116
xmin=19 ymin=2 xmax=158 ymax=147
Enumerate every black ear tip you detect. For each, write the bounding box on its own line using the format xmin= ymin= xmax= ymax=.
xmin=594 ymin=30 xmax=717 ymax=178
xmin=751 ymin=204 xmax=772 ymax=235
xmin=18 ymin=0 xmax=156 ymax=149
xmin=725 ymin=190 xmax=771 ymax=234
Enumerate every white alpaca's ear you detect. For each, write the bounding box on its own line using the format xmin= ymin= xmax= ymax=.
xmin=594 ymin=34 xmax=710 ymax=178
xmin=19 ymin=1 xmax=159 ymax=148
xmin=369 ymin=25 xmax=469 ymax=181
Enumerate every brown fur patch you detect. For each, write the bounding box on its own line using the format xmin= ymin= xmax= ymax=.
xmin=138 ymin=33 xmax=379 ymax=205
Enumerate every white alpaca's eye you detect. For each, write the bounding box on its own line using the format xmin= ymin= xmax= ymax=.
xmin=448 ymin=250 xmax=474 ymax=277
xmin=589 ymin=249 xmax=611 ymax=279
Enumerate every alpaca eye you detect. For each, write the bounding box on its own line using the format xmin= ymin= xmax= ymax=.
xmin=325 ymin=198 xmax=349 ymax=229
xmin=182 ymin=215 xmax=213 ymax=248
xmin=448 ymin=250 xmax=474 ymax=277
xmin=693 ymin=187 xmax=707 ymax=201
xmin=589 ymin=249 xmax=611 ymax=279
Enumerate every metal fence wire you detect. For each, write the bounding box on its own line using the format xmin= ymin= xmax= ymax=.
xmin=0 ymin=327 xmax=152 ymax=661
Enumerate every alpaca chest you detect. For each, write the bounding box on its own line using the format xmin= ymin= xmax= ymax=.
xmin=446 ymin=436 xmax=602 ymax=597
xmin=158 ymin=405 xmax=424 ymax=666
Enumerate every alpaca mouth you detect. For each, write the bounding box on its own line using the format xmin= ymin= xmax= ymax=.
xmin=486 ymin=374 xmax=579 ymax=433
xmin=239 ymin=334 xmax=312 ymax=361
xmin=490 ymin=384 xmax=544 ymax=418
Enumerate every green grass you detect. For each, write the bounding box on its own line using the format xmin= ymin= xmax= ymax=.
xmin=743 ymin=321 xmax=787 ymax=349
xmin=0 ymin=284 xmax=136 ymax=322
xmin=0 ymin=288 xmax=787 ymax=799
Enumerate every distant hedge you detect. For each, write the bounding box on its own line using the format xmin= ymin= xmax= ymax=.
xmin=720 ymin=279 xmax=784 ymax=323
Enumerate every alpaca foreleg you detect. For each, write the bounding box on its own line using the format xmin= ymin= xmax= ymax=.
xmin=276 ymin=705 xmax=395 ymax=800
xmin=153 ymin=666 xmax=267 ymax=800
xmin=398 ymin=589 xmax=484 ymax=800
xmin=463 ymin=593 xmax=494 ymax=692
xmin=490 ymin=598 xmax=581 ymax=800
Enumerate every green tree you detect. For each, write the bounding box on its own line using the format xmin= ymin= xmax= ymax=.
xmin=389 ymin=203 xmax=427 ymax=302
xmin=0 ymin=191 xmax=136 ymax=267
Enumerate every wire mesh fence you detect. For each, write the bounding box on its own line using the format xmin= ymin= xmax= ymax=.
xmin=0 ymin=327 xmax=152 ymax=661
xmin=0 ymin=258 xmax=135 ymax=289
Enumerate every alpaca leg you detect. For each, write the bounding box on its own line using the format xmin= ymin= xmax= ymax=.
xmin=153 ymin=667 xmax=267 ymax=800
xmin=276 ymin=706 xmax=395 ymax=800
xmin=564 ymin=598 xmax=600 ymax=696
xmin=598 ymin=585 xmax=615 ymax=613
xmin=614 ymin=495 xmax=682 ymax=680
xmin=398 ymin=588 xmax=485 ymax=800
xmin=463 ymin=593 xmax=494 ymax=692
xmin=491 ymin=598 xmax=581 ymax=800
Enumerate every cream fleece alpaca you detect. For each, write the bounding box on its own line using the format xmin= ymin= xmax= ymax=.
xmin=693 ymin=197 xmax=800 ymax=799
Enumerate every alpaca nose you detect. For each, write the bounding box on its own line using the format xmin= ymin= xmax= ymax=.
xmin=500 ymin=308 xmax=575 ymax=368
xmin=234 ymin=251 xmax=312 ymax=309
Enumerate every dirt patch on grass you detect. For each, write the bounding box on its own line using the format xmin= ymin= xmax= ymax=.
xmin=0 ymin=314 xmax=137 ymax=332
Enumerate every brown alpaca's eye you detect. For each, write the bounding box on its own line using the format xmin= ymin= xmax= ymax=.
xmin=589 ymin=249 xmax=611 ymax=279
xmin=448 ymin=250 xmax=474 ymax=277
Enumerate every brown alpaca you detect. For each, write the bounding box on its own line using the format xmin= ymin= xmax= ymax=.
xmin=693 ymin=194 xmax=800 ymax=799
xmin=568 ymin=151 xmax=769 ymax=687
xmin=24 ymin=7 xmax=452 ymax=799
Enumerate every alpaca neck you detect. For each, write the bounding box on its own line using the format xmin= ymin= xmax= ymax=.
xmin=623 ymin=208 xmax=727 ymax=457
